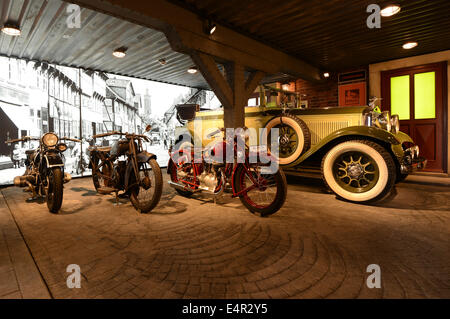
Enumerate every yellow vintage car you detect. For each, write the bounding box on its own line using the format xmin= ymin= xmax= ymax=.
xmin=173 ymin=85 xmax=426 ymax=204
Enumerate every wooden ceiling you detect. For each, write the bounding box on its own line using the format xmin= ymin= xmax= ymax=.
xmin=171 ymin=0 xmax=450 ymax=71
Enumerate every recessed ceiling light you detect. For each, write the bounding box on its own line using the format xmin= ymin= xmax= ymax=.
xmin=323 ymin=72 xmax=330 ymax=78
xmin=203 ymin=20 xmax=217 ymax=35
xmin=112 ymin=47 xmax=127 ymax=58
xmin=187 ymin=66 xmax=198 ymax=74
xmin=158 ymin=58 xmax=167 ymax=65
xmin=381 ymin=5 xmax=401 ymax=17
xmin=402 ymin=42 xmax=418 ymax=49
xmin=1 ymin=22 xmax=21 ymax=36
xmin=209 ymin=24 xmax=217 ymax=35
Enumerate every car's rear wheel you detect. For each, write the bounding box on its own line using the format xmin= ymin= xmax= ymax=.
xmin=321 ymin=140 xmax=396 ymax=203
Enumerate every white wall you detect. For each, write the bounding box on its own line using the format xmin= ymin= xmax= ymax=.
xmin=369 ymin=50 xmax=450 ymax=175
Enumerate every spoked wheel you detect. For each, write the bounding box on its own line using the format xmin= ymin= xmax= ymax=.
xmin=45 ymin=167 xmax=64 ymax=213
xmin=265 ymin=115 xmax=310 ymax=165
xmin=130 ymin=158 xmax=163 ymax=213
xmin=233 ymin=164 xmax=287 ymax=217
xmin=321 ymin=140 xmax=396 ymax=203
xmin=92 ymin=160 xmax=113 ymax=191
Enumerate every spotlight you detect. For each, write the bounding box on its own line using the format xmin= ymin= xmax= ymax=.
xmin=402 ymin=42 xmax=418 ymax=49
xmin=1 ymin=22 xmax=21 ymax=36
xmin=380 ymin=5 xmax=401 ymax=17
xmin=203 ymin=20 xmax=217 ymax=35
xmin=323 ymin=72 xmax=330 ymax=78
xmin=112 ymin=47 xmax=127 ymax=58
xmin=158 ymin=58 xmax=167 ymax=65
xmin=187 ymin=66 xmax=198 ymax=74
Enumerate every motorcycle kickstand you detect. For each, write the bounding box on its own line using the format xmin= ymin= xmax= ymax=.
xmin=114 ymin=190 xmax=120 ymax=206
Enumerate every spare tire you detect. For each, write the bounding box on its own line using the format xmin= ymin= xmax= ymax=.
xmin=264 ymin=114 xmax=311 ymax=165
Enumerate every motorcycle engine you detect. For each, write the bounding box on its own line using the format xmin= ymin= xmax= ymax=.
xmin=113 ymin=160 xmax=127 ymax=187
xmin=197 ymin=165 xmax=219 ymax=192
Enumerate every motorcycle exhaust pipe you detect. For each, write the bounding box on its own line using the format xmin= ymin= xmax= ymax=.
xmin=64 ymin=172 xmax=72 ymax=184
xmin=168 ymin=181 xmax=197 ymax=193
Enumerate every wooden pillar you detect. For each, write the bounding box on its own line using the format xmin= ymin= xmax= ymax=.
xmin=191 ymin=51 xmax=265 ymax=129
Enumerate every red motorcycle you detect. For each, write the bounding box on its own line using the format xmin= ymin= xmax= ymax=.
xmin=167 ymin=128 xmax=287 ymax=217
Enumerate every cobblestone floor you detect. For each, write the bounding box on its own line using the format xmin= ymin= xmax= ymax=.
xmin=0 ymin=172 xmax=449 ymax=299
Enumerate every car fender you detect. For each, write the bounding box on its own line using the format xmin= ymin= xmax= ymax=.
xmin=283 ymin=126 xmax=400 ymax=169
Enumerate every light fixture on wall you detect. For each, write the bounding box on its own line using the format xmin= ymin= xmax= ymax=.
xmin=1 ymin=22 xmax=21 ymax=36
xmin=380 ymin=5 xmax=401 ymax=17
xmin=402 ymin=42 xmax=418 ymax=49
xmin=281 ymin=83 xmax=290 ymax=91
xmin=203 ymin=19 xmax=217 ymax=35
xmin=112 ymin=47 xmax=127 ymax=58
xmin=187 ymin=66 xmax=198 ymax=74
xmin=323 ymin=72 xmax=330 ymax=78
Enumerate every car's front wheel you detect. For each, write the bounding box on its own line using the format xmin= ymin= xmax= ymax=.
xmin=321 ymin=140 xmax=396 ymax=203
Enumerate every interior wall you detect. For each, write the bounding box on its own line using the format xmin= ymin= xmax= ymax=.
xmin=369 ymin=50 xmax=450 ymax=176
xmin=293 ymin=77 xmax=338 ymax=108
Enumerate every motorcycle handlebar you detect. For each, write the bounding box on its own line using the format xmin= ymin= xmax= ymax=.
xmin=93 ymin=131 xmax=150 ymax=142
xmin=5 ymin=136 xmax=40 ymax=144
xmin=60 ymin=137 xmax=81 ymax=143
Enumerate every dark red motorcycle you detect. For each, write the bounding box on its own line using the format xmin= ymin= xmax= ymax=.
xmin=167 ymin=128 xmax=287 ymax=217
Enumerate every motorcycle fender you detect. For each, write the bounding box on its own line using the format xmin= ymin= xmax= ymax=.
xmin=44 ymin=154 xmax=64 ymax=168
xmin=124 ymin=162 xmax=133 ymax=190
xmin=231 ymin=163 xmax=243 ymax=195
xmin=167 ymin=159 xmax=176 ymax=175
xmin=136 ymin=151 xmax=157 ymax=163
xmin=124 ymin=152 xmax=158 ymax=189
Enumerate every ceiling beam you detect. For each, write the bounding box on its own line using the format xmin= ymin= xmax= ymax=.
xmin=65 ymin=0 xmax=321 ymax=81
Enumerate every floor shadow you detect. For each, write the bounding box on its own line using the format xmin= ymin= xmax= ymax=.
xmin=70 ymin=187 xmax=98 ymax=197
xmin=286 ymin=175 xmax=333 ymax=194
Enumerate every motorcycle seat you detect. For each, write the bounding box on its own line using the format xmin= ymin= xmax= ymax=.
xmin=89 ymin=146 xmax=111 ymax=153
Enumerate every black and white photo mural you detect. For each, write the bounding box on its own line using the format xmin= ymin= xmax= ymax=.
xmin=0 ymin=56 xmax=220 ymax=186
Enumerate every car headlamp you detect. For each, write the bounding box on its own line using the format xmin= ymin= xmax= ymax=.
xmin=390 ymin=114 xmax=400 ymax=134
xmin=376 ymin=111 xmax=391 ymax=132
xmin=42 ymin=133 xmax=58 ymax=147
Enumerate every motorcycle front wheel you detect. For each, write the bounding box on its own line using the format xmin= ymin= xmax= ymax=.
xmin=130 ymin=158 xmax=163 ymax=213
xmin=46 ymin=167 xmax=64 ymax=213
xmin=233 ymin=164 xmax=287 ymax=217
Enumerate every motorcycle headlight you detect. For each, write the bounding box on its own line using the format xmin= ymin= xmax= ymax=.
xmin=57 ymin=143 xmax=67 ymax=152
xmin=390 ymin=114 xmax=400 ymax=134
xmin=42 ymin=133 xmax=58 ymax=147
xmin=376 ymin=111 xmax=391 ymax=132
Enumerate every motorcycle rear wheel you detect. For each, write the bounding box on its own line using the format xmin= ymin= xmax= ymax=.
xmin=130 ymin=158 xmax=163 ymax=213
xmin=46 ymin=167 xmax=64 ymax=213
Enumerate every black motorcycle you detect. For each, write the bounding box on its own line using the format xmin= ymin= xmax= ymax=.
xmin=5 ymin=133 xmax=80 ymax=213
xmin=89 ymin=130 xmax=163 ymax=213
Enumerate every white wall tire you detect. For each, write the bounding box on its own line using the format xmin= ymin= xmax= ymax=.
xmin=264 ymin=115 xmax=311 ymax=165
xmin=321 ymin=140 xmax=396 ymax=203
